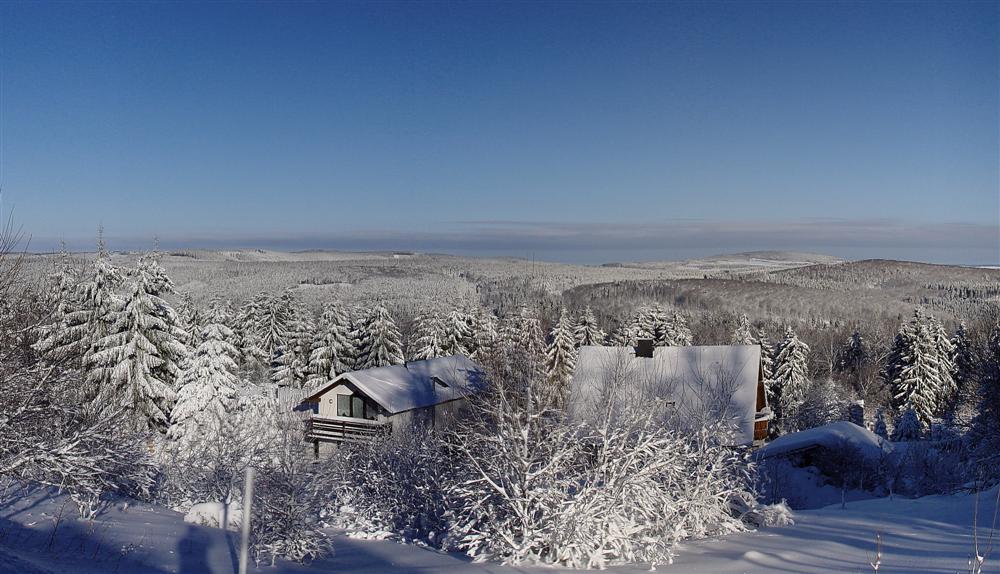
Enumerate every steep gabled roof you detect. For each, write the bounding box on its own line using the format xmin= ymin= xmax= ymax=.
xmin=302 ymin=355 xmax=486 ymax=414
xmin=569 ymin=344 xmax=764 ymax=445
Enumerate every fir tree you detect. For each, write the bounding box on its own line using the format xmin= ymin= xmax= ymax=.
xmin=85 ymin=257 xmax=188 ymax=432
xmin=545 ymin=309 xmax=577 ymax=406
xmin=771 ymin=326 xmax=810 ymax=430
xmin=40 ymin=249 xmax=123 ymax=377
xmin=411 ymin=313 xmax=447 ymax=360
xmin=573 ymin=307 xmax=606 ymax=347
xmin=272 ymin=306 xmax=315 ymax=389
xmin=971 ymin=323 xmax=1000 ymax=459
xmin=467 ymin=308 xmax=499 ymax=361
xmin=606 ymin=323 xmax=634 ymax=347
xmin=837 ymin=330 xmax=868 ymax=374
xmin=440 ymin=309 xmax=472 ymax=356
xmin=873 ymin=407 xmax=889 ymax=440
xmin=953 ymin=323 xmax=976 ymax=398
xmin=167 ymin=323 xmax=241 ymax=447
xmin=756 ymin=328 xmax=775 ymax=384
xmin=731 ymin=314 xmax=754 ymax=345
xmin=891 ymin=406 xmax=924 ymax=441
xmin=306 ymin=301 xmax=353 ymax=385
xmin=519 ymin=307 xmax=547 ymax=360
xmin=260 ymin=293 xmax=294 ymax=366
xmin=356 ymin=303 xmax=404 ymax=369
xmin=930 ymin=315 xmax=957 ymax=409
xmin=888 ymin=310 xmax=943 ymax=426
xmin=176 ymin=292 xmax=204 ymax=347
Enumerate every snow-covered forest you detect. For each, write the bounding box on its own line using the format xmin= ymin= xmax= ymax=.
xmin=2 ymin=224 xmax=999 ymax=573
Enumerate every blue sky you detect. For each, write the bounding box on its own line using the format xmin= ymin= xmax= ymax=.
xmin=0 ymin=1 xmax=997 ymax=263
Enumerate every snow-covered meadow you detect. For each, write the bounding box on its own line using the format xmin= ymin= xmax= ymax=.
xmin=1 ymin=482 xmax=997 ymax=574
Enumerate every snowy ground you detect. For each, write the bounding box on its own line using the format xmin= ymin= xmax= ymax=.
xmin=0 ymin=484 xmax=996 ymax=573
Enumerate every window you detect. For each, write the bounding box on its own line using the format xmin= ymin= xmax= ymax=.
xmin=336 ymin=393 xmax=379 ymax=420
xmin=432 ymin=376 xmax=448 ymax=388
xmin=336 ymin=395 xmax=351 ymax=417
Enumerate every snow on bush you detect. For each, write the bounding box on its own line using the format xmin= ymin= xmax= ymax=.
xmin=327 ymin=426 xmax=449 ymax=546
xmin=753 ymin=501 xmax=795 ymax=527
xmin=248 ymin=411 xmax=334 ymax=566
xmin=440 ymin=349 xmax=756 ymax=568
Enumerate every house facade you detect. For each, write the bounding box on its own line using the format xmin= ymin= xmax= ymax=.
xmin=569 ymin=342 xmax=771 ymax=445
xmin=299 ymin=354 xmax=485 ymax=452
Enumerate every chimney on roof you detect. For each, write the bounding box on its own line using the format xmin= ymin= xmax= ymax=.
xmin=636 ymin=338 xmax=654 ymax=358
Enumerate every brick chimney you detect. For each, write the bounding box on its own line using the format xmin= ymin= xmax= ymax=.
xmin=636 ymin=338 xmax=654 ymax=358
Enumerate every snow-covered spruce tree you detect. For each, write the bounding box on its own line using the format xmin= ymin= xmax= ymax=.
xmin=970 ymin=323 xmax=1000 ymax=473
xmin=605 ymin=321 xmax=635 ymax=347
xmin=467 ymin=308 xmax=499 ymax=361
xmin=499 ymin=307 xmax=546 ymax=361
xmin=356 ymin=303 xmax=404 ymax=369
xmin=873 ymin=407 xmax=890 ymax=440
xmin=85 ymin=257 xmax=188 ymax=432
xmin=770 ymin=326 xmax=810 ymax=431
xmin=305 ymin=301 xmax=353 ymax=386
xmin=410 ymin=312 xmax=446 ymax=360
xmin=891 ymin=405 xmax=923 ymax=441
xmin=206 ymin=296 xmax=236 ymax=328
xmin=33 ymin=254 xmax=86 ymax=365
xmin=794 ymin=378 xmax=845 ymax=430
xmin=271 ymin=306 xmax=314 ymax=389
xmin=440 ymin=309 xmax=472 ymax=356
xmin=262 ymin=293 xmax=295 ymax=364
xmin=732 ymin=313 xmax=755 ymax=345
xmin=837 ymin=329 xmax=868 ymax=374
xmin=176 ymin=292 xmax=204 ymax=347
xmin=755 ymin=328 xmax=775 ymax=384
xmin=630 ymin=305 xmax=658 ymax=341
xmin=929 ymin=315 xmax=957 ymax=412
xmin=888 ymin=311 xmax=942 ymax=426
xmin=663 ymin=311 xmax=694 ymax=346
xmin=573 ymin=306 xmax=605 ymax=347
xmin=953 ymin=323 xmax=976 ymax=397
xmin=36 ymin=250 xmax=123 ymax=374
xmin=631 ymin=305 xmax=692 ymax=347
xmin=167 ymin=323 xmax=242 ymax=450
xmin=520 ymin=307 xmax=547 ymax=359
xmin=544 ymin=309 xmax=577 ymax=407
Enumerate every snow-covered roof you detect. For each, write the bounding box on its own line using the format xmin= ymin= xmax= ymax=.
xmin=302 ymin=355 xmax=486 ymax=415
xmin=569 ymin=345 xmax=764 ymax=445
xmin=757 ymin=421 xmax=891 ymax=462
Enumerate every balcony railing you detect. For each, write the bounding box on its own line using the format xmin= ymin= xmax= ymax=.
xmin=306 ymin=415 xmax=391 ymax=444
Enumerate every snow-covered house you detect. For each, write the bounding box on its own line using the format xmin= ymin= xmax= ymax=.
xmin=569 ymin=342 xmax=770 ymax=445
xmin=299 ymin=355 xmax=486 ymax=451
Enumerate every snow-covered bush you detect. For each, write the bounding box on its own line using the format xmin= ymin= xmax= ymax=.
xmin=249 ymin=411 xmax=333 ymax=566
xmin=442 ymin=348 xmax=755 ymax=568
xmin=742 ymin=501 xmax=795 ymax=528
xmin=328 ymin=427 xmax=450 ymax=545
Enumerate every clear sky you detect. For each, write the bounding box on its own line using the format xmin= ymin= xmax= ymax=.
xmin=1 ymin=1 xmax=997 ymax=263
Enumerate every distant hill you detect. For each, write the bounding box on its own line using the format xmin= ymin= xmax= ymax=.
xmin=603 ymin=250 xmax=844 ymax=275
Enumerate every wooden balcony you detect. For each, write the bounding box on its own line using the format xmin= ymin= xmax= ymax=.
xmin=306 ymin=416 xmax=391 ymax=444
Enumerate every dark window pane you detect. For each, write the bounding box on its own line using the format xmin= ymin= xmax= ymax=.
xmin=352 ymin=396 xmax=364 ymax=418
